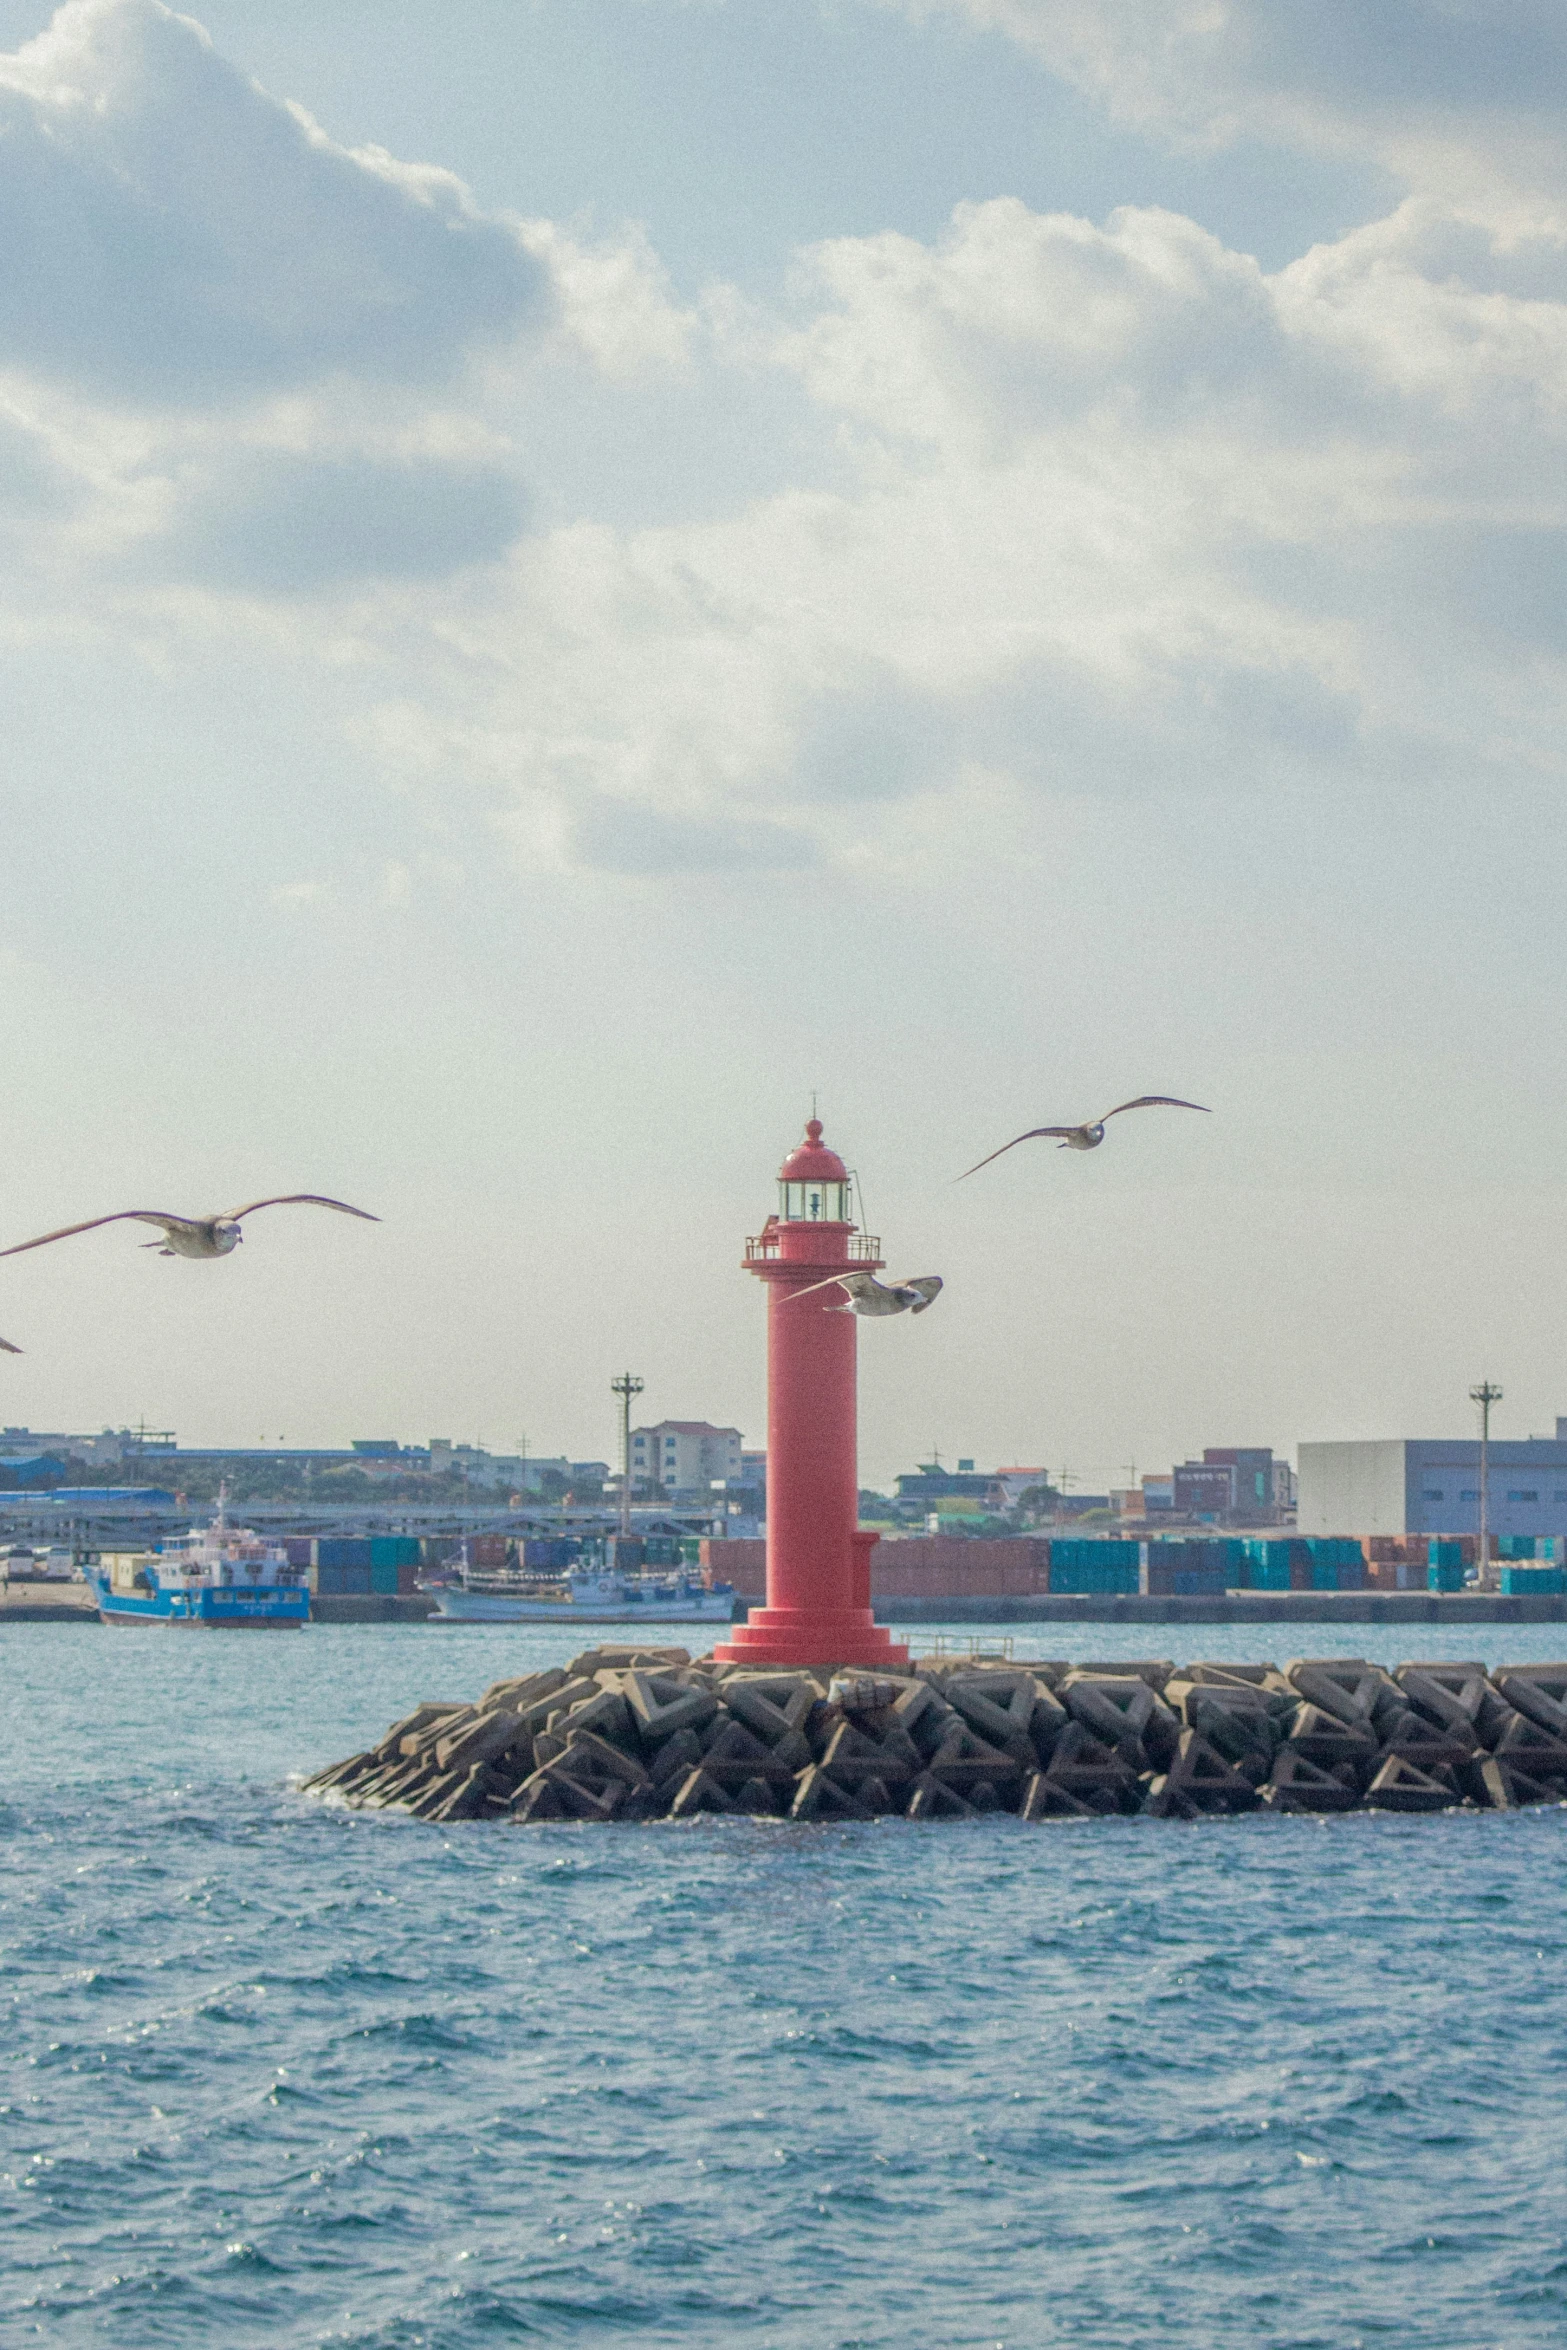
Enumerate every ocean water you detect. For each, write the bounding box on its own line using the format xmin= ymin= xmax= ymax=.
xmin=3 ymin=1619 xmax=1565 ymax=2349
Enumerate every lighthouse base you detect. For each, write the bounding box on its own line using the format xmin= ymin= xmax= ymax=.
xmin=712 ymin=1605 xmax=910 ymax=1670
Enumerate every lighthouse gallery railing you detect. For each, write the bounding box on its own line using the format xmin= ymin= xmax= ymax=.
xmin=744 ymin=1230 xmax=882 ymax=1265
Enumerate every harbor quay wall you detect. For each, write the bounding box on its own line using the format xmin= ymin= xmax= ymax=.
xmin=877 ymin=1592 xmax=1567 ymax=1625
xmin=309 ymin=1594 xmax=445 ymax=1625
xmin=308 ymin=1592 xmax=1567 ymax=1626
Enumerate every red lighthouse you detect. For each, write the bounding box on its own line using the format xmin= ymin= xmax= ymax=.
xmin=713 ymin=1120 xmax=910 ymax=1671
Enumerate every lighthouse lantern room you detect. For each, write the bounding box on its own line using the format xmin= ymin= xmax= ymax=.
xmin=714 ymin=1119 xmax=910 ymax=1670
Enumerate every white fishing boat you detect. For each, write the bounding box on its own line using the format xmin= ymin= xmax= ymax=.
xmin=428 ymin=1564 xmax=737 ymax=1624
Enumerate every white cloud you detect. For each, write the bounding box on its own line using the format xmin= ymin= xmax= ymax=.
xmin=515 ymin=217 xmax=696 ymax=382
xmin=347 ymin=183 xmax=1566 ymax=873
xmin=888 ymin=1 xmax=1567 ymax=215
xmin=0 ymin=3 xmax=707 ymax=599
xmin=0 ymin=0 xmax=550 ymax=407
xmin=3 ymin=3 xmax=1565 ymax=884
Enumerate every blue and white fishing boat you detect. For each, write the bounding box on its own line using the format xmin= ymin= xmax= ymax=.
xmin=89 ymin=1490 xmax=309 ymax=1628
xmin=428 ymin=1563 xmax=736 ymax=1624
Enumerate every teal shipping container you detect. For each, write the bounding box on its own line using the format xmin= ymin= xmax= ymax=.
xmin=1429 ymin=1561 xmax=1465 ymax=1593
xmin=1299 ymin=1536 xmax=1363 ymax=1593
xmin=1500 ymin=1564 xmax=1567 ymax=1594
xmin=1428 ymin=1538 xmax=1464 ymax=1568
xmin=1241 ymin=1538 xmax=1294 ymax=1591
xmin=370 ymin=1536 xmax=421 ymax=1568
xmin=1049 ymin=1539 xmax=1140 ymax=1595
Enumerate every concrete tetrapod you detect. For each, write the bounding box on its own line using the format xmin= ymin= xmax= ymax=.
xmin=296 ymin=1651 xmax=1567 ymax=1826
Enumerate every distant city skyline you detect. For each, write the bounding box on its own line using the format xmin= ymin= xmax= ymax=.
xmin=2 ymin=2 xmax=1565 ymax=1487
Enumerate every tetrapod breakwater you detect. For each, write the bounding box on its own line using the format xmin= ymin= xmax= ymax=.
xmin=299 ymin=1647 xmax=1567 ymax=1822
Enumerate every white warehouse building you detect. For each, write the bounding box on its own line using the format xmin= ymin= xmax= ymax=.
xmin=1299 ymin=1424 xmax=1567 ymax=1540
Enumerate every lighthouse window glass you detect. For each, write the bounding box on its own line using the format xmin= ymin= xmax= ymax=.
xmin=781 ymin=1177 xmax=848 ymax=1221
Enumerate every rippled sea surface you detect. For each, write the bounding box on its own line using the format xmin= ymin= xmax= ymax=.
xmin=3 ymin=1619 xmax=1566 ymax=2348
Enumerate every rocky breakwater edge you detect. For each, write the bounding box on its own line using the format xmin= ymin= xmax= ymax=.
xmin=297 ymin=1648 xmax=1567 ymax=1823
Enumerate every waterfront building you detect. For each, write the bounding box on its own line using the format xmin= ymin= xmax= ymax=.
xmin=629 ymin=1421 xmax=743 ymax=1502
xmin=1299 ymin=1427 xmax=1567 ymax=1540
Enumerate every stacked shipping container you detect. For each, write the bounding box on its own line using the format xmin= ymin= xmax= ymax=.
xmin=1049 ymin=1540 xmax=1141 ymax=1596
xmin=309 ymin=1536 xmax=424 ymax=1596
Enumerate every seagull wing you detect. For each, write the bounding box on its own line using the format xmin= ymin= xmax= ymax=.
xmin=903 ymin=1277 xmax=943 ymax=1313
xmin=781 ymin=1271 xmax=871 ymax=1304
xmin=0 ymin=1212 xmax=192 ymax=1259
xmin=224 ymin=1194 xmax=380 ymax=1224
xmin=0 ymin=1335 xmax=20 ymax=1354
xmin=955 ymin=1129 xmax=1075 ymax=1181
xmin=1098 ymin=1096 xmax=1210 ymax=1121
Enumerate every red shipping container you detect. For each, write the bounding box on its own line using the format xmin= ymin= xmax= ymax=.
xmin=700 ymin=1538 xmax=765 ymax=1597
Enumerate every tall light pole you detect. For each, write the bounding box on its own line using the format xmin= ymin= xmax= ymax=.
xmin=1470 ymin=1379 xmax=1502 ymax=1582
xmin=611 ymin=1373 xmax=643 ymax=1540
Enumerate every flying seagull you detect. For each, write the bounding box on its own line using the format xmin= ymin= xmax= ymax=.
xmin=0 ymin=1194 xmax=379 ymax=1262
xmin=784 ymin=1271 xmax=943 ymax=1317
xmin=958 ymin=1096 xmax=1209 ymax=1180
xmin=0 ymin=1333 xmax=20 ymax=1356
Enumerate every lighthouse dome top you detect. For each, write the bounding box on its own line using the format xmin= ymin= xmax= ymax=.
xmin=778 ymin=1118 xmax=847 ymax=1184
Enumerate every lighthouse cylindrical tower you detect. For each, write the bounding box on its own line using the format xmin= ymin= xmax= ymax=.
xmin=713 ymin=1120 xmax=909 ymax=1670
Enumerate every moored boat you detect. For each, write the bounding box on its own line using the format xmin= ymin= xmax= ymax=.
xmin=428 ymin=1565 xmax=736 ymax=1624
xmin=89 ymin=1492 xmax=309 ymax=1628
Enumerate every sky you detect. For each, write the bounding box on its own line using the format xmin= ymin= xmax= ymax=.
xmin=1 ymin=0 xmax=1566 ymax=1487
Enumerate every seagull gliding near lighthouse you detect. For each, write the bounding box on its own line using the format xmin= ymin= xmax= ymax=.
xmin=784 ymin=1271 xmax=943 ymax=1317
xmin=0 ymin=1194 xmax=379 ymax=1262
xmin=958 ymin=1096 xmax=1209 ymax=1180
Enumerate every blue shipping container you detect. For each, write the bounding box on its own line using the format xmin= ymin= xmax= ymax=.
xmin=314 ymin=1538 xmax=373 ymax=1570
xmin=313 ymin=1563 xmax=372 ymax=1595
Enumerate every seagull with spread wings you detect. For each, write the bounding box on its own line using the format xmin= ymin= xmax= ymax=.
xmin=0 ymin=1194 xmax=379 ymax=1262
xmin=958 ymin=1095 xmax=1209 ymax=1180
xmin=783 ymin=1270 xmax=943 ymax=1317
